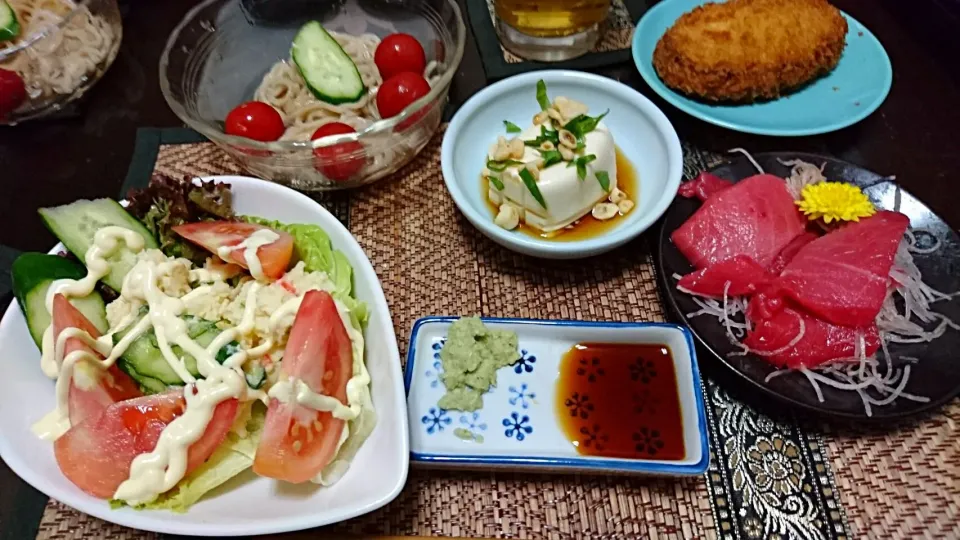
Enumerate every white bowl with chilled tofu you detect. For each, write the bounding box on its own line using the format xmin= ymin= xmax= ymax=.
xmin=441 ymin=70 xmax=682 ymax=259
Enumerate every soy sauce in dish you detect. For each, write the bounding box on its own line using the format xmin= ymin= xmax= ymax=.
xmin=555 ymin=343 xmax=685 ymax=460
xmin=483 ymin=148 xmax=638 ymax=242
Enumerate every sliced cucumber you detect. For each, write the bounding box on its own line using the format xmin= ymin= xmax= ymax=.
xmin=38 ymin=199 xmax=159 ymax=293
xmin=113 ymin=311 xmax=264 ymax=390
xmin=117 ymin=359 xmax=169 ymax=395
xmin=0 ymin=0 xmax=20 ymax=43
xmin=11 ymin=253 xmax=108 ymax=348
xmin=292 ymin=21 xmax=365 ymax=104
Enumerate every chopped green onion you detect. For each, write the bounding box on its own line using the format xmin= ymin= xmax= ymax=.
xmin=539 ymin=149 xmax=563 ymax=168
xmin=575 ymin=154 xmax=597 ymax=181
xmin=536 ymin=79 xmax=550 ymax=111
xmin=519 ymin=168 xmax=547 ymax=209
xmin=504 ymin=120 xmax=522 ymax=134
xmin=595 ymin=171 xmax=611 ymax=192
xmin=564 ymin=110 xmax=610 ymax=140
xmin=524 ymin=125 xmax=560 ymax=147
xmin=487 ymin=175 xmax=504 ymax=190
xmin=487 ymin=159 xmax=525 ymax=172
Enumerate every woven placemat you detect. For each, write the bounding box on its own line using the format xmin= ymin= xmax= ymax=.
xmin=466 ymin=0 xmax=646 ymax=80
xmin=28 ymin=126 xmax=957 ymax=540
xmin=824 ymin=401 xmax=960 ymax=539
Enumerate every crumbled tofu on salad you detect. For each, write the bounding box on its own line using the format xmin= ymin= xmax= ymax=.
xmin=108 ymin=253 xmax=339 ymax=357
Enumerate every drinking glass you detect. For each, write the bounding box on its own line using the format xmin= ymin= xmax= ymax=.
xmin=494 ymin=0 xmax=610 ymax=62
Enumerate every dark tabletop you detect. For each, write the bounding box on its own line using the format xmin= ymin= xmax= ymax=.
xmin=1 ymin=0 xmax=959 ymax=538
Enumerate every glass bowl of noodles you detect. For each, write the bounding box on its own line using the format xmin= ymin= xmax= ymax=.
xmin=160 ymin=0 xmax=466 ymax=191
xmin=0 ymin=0 xmax=121 ymax=124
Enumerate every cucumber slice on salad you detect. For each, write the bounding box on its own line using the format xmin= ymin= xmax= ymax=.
xmin=11 ymin=253 xmax=108 ymax=348
xmin=114 ymin=311 xmax=264 ymax=390
xmin=38 ymin=199 xmax=159 ymax=293
xmin=292 ymin=21 xmax=365 ymax=104
xmin=0 ymin=0 xmax=20 ymax=42
xmin=116 ymin=361 xmax=169 ymax=395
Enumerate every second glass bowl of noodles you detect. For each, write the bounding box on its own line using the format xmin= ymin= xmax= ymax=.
xmin=0 ymin=0 xmax=121 ymax=124
xmin=160 ymin=0 xmax=466 ymax=191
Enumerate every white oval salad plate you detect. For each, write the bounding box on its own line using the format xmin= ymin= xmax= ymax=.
xmin=441 ymin=70 xmax=683 ymax=259
xmin=405 ymin=317 xmax=709 ymax=475
xmin=0 ymin=176 xmax=408 ymax=536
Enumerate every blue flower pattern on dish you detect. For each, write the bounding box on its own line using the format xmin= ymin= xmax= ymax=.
xmin=513 ymin=349 xmax=536 ymax=374
xmin=424 ymin=339 xmax=445 ymax=388
xmin=459 ymin=411 xmax=488 ymax=432
xmin=422 ymin=407 xmax=452 ymax=434
xmin=502 ymin=412 xmax=533 ymax=441
xmin=508 ymin=383 xmax=536 ymax=409
xmin=424 ymin=360 xmax=443 ymax=389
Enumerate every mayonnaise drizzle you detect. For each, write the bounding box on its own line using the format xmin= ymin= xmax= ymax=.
xmin=216 ymin=229 xmax=279 ymax=282
xmin=34 ymin=224 xmax=368 ymax=503
xmin=268 ymin=378 xmax=356 ymax=420
xmin=40 ymin=227 xmax=145 ymax=378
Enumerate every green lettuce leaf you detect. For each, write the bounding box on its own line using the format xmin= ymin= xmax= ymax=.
xmin=113 ymin=403 xmax=266 ymax=512
xmin=243 ymin=217 xmax=368 ymax=325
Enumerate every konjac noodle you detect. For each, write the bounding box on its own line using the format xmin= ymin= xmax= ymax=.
xmin=0 ymin=0 xmax=117 ymax=100
xmin=252 ymin=31 xmax=440 ymax=169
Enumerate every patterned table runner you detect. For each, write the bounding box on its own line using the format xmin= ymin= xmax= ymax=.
xmin=31 ymin=127 xmax=958 ymax=540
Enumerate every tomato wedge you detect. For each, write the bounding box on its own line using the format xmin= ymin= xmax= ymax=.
xmin=52 ymin=294 xmax=141 ymax=426
xmin=54 ymin=390 xmax=238 ymax=499
xmin=172 ymin=221 xmax=294 ymax=280
xmin=254 ymin=290 xmax=353 ymax=483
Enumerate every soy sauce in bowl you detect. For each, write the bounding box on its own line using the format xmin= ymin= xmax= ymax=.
xmin=555 ymin=343 xmax=685 ymax=460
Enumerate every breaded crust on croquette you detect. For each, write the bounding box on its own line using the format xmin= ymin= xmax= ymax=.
xmin=653 ymin=0 xmax=847 ymax=102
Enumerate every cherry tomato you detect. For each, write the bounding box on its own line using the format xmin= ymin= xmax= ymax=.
xmin=224 ymin=101 xmax=285 ymax=142
xmin=376 ymin=72 xmax=431 ymax=122
xmin=374 ymin=33 xmax=427 ymax=81
xmin=310 ymin=122 xmax=365 ymax=182
xmin=0 ymin=68 xmax=27 ymax=119
xmin=254 ymin=290 xmax=352 ymax=483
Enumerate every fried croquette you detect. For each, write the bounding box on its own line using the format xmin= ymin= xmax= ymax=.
xmin=653 ymin=0 xmax=848 ymax=102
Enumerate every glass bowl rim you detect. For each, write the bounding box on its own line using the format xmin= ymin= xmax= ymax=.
xmin=0 ymin=0 xmax=105 ymax=61
xmin=158 ymin=0 xmax=466 ymax=152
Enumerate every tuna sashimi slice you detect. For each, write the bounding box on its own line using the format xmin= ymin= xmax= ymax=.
xmin=677 ymin=172 xmax=733 ymax=202
xmin=671 ymin=174 xmax=806 ymax=269
xmin=768 ymin=231 xmax=818 ymax=275
xmin=774 ymin=211 xmax=910 ymax=327
xmin=678 ymin=255 xmax=773 ymax=298
xmin=743 ymin=307 xmax=881 ymax=369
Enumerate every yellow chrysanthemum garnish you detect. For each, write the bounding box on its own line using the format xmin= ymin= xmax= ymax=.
xmin=796 ymin=182 xmax=876 ymax=223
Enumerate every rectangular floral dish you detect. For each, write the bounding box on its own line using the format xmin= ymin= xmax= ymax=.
xmin=404 ymin=317 xmax=710 ymax=476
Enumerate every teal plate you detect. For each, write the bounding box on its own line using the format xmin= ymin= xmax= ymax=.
xmin=632 ymin=0 xmax=893 ymax=136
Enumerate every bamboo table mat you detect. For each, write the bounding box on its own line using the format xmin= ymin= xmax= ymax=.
xmin=28 ymin=126 xmax=959 ymax=540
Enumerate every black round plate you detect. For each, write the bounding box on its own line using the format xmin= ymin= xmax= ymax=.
xmin=657 ymin=152 xmax=960 ymax=420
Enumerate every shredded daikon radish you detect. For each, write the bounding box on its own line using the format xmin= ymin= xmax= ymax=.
xmin=764 ymin=369 xmax=792 ymax=383
xmin=865 ymin=365 xmax=915 ymax=406
xmin=779 ymin=158 xmax=827 ymax=199
xmin=800 ymin=369 xmax=826 ymax=403
xmin=728 ymin=148 xmax=764 ymax=174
